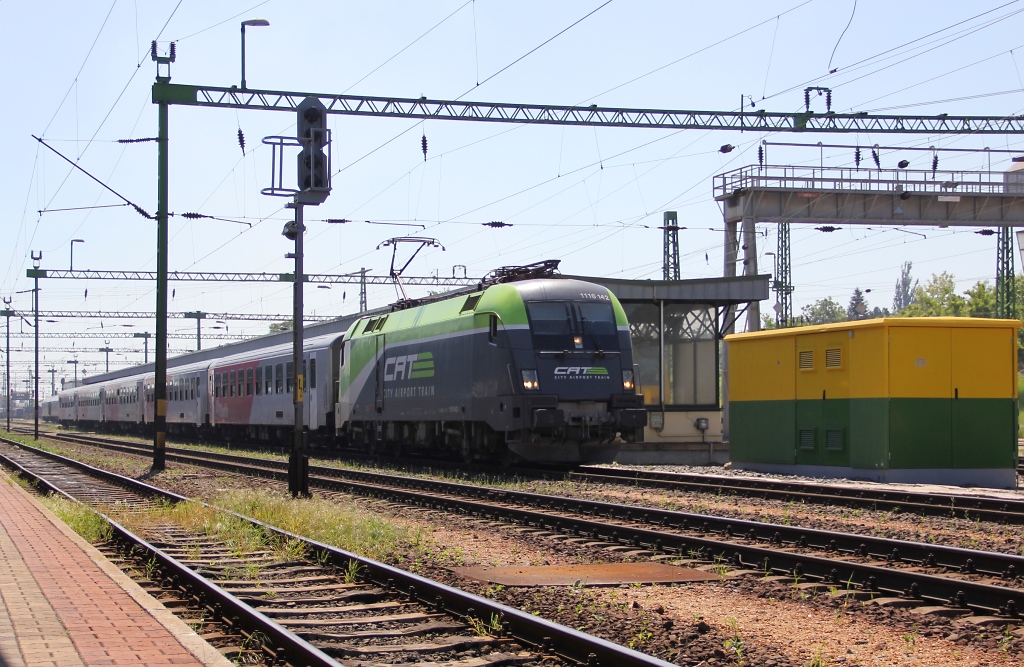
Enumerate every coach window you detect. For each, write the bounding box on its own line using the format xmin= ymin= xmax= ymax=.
xmin=310 ymin=358 xmax=317 ymax=389
xmin=255 ymin=367 xmax=263 ymax=395
xmin=266 ymin=366 xmax=274 ymax=394
xmin=246 ymin=368 xmax=253 ymax=396
xmin=286 ymin=362 xmax=294 ymax=393
xmin=275 ymin=363 xmax=284 ymax=394
xmin=214 ymin=374 xmax=220 ymax=397
xmin=229 ymin=371 xmax=236 ymax=397
xmin=236 ymin=371 xmax=243 ymax=398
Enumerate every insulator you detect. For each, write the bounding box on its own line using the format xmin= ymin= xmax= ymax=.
xmin=854 ymin=148 xmax=861 ymax=167
xmin=151 ymin=41 xmax=157 ymax=59
xmin=237 ymin=128 xmax=245 ymax=154
xmin=758 ymin=145 xmax=764 ymax=166
xmin=932 ymin=154 xmax=939 ymax=173
xmin=804 ymin=89 xmax=810 ymax=111
xmin=169 ymin=42 xmax=176 ymax=61
xmin=484 ymin=221 xmax=511 ymax=228
xmin=871 ymin=148 xmax=880 ymax=169
xmin=421 ymin=134 xmax=428 ymax=161
xmin=825 ymin=90 xmax=832 ymax=112
xmin=815 ymin=225 xmax=841 ymax=233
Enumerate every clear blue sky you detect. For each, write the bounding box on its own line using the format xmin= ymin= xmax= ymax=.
xmin=3 ymin=0 xmax=1024 ymax=384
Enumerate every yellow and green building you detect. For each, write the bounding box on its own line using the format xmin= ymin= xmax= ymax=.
xmin=726 ymin=318 xmax=1019 ymax=488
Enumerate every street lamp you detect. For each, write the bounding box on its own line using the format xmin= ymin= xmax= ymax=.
xmin=67 ymin=358 xmax=79 ymax=386
xmin=99 ymin=341 xmax=114 ymax=373
xmin=184 ymin=311 xmax=206 ymax=350
xmin=240 ymin=18 xmax=270 ymax=90
xmin=70 ymin=239 xmax=85 ymax=270
xmin=133 ymin=332 xmax=151 ymax=364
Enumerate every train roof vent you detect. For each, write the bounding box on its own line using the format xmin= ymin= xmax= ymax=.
xmin=373 ymin=315 xmax=389 ymax=331
xmin=461 ymin=294 xmax=482 ymax=312
xmin=798 ymin=350 xmax=814 ymax=370
xmin=825 ymin=348 xmax=842 ymax=369
xmin=362 ymin=317 xmax=379 ymax=334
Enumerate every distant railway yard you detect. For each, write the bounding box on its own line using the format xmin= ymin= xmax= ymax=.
xmin=4 ymin=421 xmax=1024 ymax=666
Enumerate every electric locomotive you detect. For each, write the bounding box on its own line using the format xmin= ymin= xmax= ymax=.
xmin=336 ymin=266 xmax=646 ymax=463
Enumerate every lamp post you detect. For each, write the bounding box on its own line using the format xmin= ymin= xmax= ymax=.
xmin=67 ymin=358 xmax=79 ymax=385
xmin=99 ymin=341 xmax=114 ymax=373
xmin=184 ymin=312 xmax=206 ymax=351
xmin=29 ymin=251 xmax=42 ymax=440
xmin=240 ymin=19 xmax=270 ymax=90
xmin=1 ymin=299 xmax=13 ymax=431
xmin=70 ymin=239 xmax=84 ymax=270
xmin=133 ymin=332 xmax=151 ymax=363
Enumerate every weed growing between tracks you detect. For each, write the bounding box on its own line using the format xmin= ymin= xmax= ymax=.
xmin=37 ymin=495 xmax=113 ymax=543
xmin=106 ymin=489 xmax=419 ymax=564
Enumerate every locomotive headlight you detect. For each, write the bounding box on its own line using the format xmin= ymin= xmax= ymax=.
xmin=573 ymin=336 xmax=583 ymax=349
xmin=622 ymin=369 xmax=635 ymax=391
xmin=521 ymin=369 xmax=539 ymax=391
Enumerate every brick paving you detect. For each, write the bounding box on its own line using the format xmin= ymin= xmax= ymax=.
xmin=0 ymin=475 xmax=211 ymax=666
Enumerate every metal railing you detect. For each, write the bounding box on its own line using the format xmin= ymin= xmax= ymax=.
xmin=714 ymin=164 xmax=1024 ymax=198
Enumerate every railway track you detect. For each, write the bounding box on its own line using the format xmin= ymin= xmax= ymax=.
xmin=17 ymin=423 xmax=1024 ymax=524
xmin=14 ymin=429 xmax=1024 ymax=623
xmin=0 ymin=436 xmax=675 ymax=667
xmin=570 ymin=465 xmax=1024 ymax=524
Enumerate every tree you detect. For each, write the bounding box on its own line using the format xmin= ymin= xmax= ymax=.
xmin=268 ymin=320 xmax=293 ymax=333
xmin=800 ymin=297 xmax=846 ymax=325
xmin=903 ymin=272 xmax=965 ymax=317
xmin=893 ymin=261 xmax=918 ymax=313
xmin=847 ymin=287 xmax=867 ymax=320
xmin=963 ymin=280 xmax=996 ymax=318
xmin=760 ymin=314 xmax=777 ymax=330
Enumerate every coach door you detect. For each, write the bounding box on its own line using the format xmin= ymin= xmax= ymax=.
xmin=304 ymin=353 xmax=317 ymax=429
xmin=374 ymin=335 xmax=385 ymax=413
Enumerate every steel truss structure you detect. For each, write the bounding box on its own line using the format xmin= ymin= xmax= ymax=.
xmin=31 ymin=310 xmax=335 ymax=322
xmin=155 ymin=83 xmax=1024 ymax=135
xmin=31 ymin=269 xmax=481 ymax=286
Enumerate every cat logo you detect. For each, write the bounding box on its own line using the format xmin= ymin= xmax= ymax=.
xmin=384 ymin=352 xmax=435 ymax=381
xmin=553 ymin=366 xmax=608 ymax=378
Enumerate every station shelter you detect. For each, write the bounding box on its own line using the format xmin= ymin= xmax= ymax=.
xmin=571 ymin=274 xmax=769 ymax=464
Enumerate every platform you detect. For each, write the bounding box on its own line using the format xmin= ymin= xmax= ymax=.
xmin=0 ymin=472 xmax=231 ymax=667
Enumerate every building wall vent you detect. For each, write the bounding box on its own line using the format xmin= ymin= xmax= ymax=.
xmin=825 ymin=348 xmax=842 ymax=369
xmin=825 ymin=428 xmax=844 ymax=451
xmin=798 ymin=428 xmax=816 ymax=450
xmin=799 ymin=350 xmax=814 ymax=370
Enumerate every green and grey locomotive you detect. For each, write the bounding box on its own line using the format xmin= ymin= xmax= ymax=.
xmin=336 ymin=273 xmax=647 ymax=464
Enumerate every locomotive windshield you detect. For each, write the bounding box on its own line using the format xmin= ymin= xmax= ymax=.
xmin=526 ymin=300 xmax=618 ymax=351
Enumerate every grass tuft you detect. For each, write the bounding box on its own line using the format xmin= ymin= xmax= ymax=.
xmin=38 ymin=495 xmax=113 ymax=543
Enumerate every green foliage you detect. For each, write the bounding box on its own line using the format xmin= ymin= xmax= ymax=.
xmin=902 ymin=272 xmax=965 ymax=316
xmin=893 ymin=261 xmax=918 ymax=312
xmin=268 ymin=320 xmax=293 ymax=333
xmin=800 ymin=297 xmax=846 ymax=325
xmin=963 ymin=280 xmax=997 ymax=317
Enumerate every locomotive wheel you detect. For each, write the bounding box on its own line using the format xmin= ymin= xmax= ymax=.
xmin=460 ymin=439 xmax=474 ymax=464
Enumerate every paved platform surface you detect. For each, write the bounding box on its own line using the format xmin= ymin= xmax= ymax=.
xmin=0 ymin=472 xmax=231 ymax=667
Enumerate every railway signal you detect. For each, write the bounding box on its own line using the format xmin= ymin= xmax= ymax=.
xmin=295 ymin=97 xmax=330 ymax=206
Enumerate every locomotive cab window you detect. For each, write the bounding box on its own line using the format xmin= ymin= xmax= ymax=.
xmin=526 ymin=300 xmax=618 ymax=351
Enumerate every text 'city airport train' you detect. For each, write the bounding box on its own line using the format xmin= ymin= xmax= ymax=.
xmin=50 ymin=264 xmax=647 ymax=464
